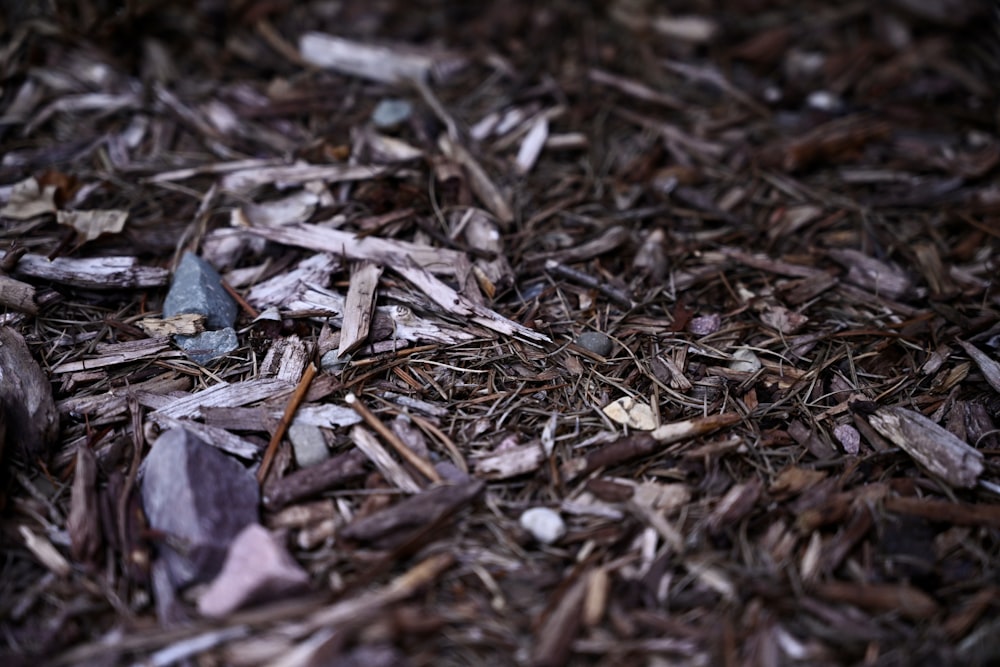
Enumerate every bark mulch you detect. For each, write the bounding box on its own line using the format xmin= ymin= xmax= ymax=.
xmin=1 ymin=1 xmax=1000 ymax=665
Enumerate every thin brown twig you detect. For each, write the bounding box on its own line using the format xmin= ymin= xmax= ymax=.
xmin=257 ymin=363 xmax=317 ymax=483
xmin=346 ymin=392 xmax=443 ymax=484
xmin=222 ymin=279 xmax=259 ymax=320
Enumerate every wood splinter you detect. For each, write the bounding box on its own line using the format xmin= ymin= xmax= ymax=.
xmin=257 ymin=362 xmax=317 ymax=483
xmin=346 ymin=392 xmax=442 ymax=484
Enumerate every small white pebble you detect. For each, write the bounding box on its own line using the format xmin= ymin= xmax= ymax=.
xmin=519 ymin=507 xmax=566 ymax=545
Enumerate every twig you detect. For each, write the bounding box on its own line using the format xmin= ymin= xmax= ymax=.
xmin=545 ymin=259 xmax=634 ymax=308
xmin=346 ymin=392 xmax=443 ymax=484
xmin=257 ymin=363 xmax=317 ymax=483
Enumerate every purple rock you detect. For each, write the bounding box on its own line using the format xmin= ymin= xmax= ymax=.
xmin=141 ymin=428 xmax=259 ymax=586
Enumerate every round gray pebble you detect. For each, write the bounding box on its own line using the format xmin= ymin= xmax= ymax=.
xmin=576 ymin=331 xmax=613 ymax=357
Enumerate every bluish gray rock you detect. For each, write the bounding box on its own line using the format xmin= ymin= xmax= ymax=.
xmin=141 ymin=428 xmax=259 ymax=587
xmin=174 ymin=327 xmax=238 ymax=364
xmin=163 ymin=252 xmax=237 ymax=330
xmin=575 ymin=331 xmax=613 ymax=357
xmin=371 ymin=99 xmax=412 ymax=129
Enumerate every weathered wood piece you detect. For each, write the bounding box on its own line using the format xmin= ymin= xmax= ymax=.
xmin=0 ymin=326 xmax=59 ymax=462
xmin=349 ymin=425 xmax=421 ymax=493
xmin=262 ymin=448 xmax=369 ymax=510
xmin=0 ymin=274 xmax=37 ymax=314
xmin=863 ymin=404 xmax=983 ymax=488
xmin=246 ymin=222 xmax=468 ymax=276
xmin=339 ymin=261 xmax=381 ymax=356
xmin=392 ymin=261 xmax=550 ymax=343
xmin=438 ymin=135 xmax=514 ymax=226
xmin=339 ymin=478 xmax=485 ymax=547
xmin=299 ymin=32 xmax=465 ymax=84
xmin=565 ymin=413 xmax=742 ymax=479
xmin=0 ymin=251 xmax=169 ymax=289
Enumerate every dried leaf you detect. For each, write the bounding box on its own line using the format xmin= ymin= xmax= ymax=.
xmin=56 ymin=209 xmax=127 ymax=242
xmin=0 ymin=177 xmax=57 ymax=220
xmin=603 ymin=396 xmax=658 ymax=430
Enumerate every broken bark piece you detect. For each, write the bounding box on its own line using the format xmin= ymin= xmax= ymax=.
xmin=68 ymin=445 xmax=101 ymax=565
xmin=531 ymin=575 xmax=588 ymax=667
xmin=860 ymin=404 xmax=983 ymax=488
xmin=339 ymin=261 xmax=382 ymax=356
xmin=956 ymin=340 xmax=1000 ymax=394
xmin=197 ymin=524 xmax=309 ymax=618
xmin=0 ymin=274 xmax=37 ymax=314
xmin=339 ymin=478 xmax=485 ymax=548
xmin=262 ymin=448 xmax=369 ymax=510
xmin=346 ymin=393 xmax=441 ymax=485
xmin=299 ymin=32 xmax=465 ymax=85
xmin=826 ymin=248 xmax=912 ymax=301
xmin=246 ymin=222 xmax=468 ymax=276
xmin=461 ymin=208 xmax=514 ymax=299
xmin=0 ymin=250 xmax=169 ymax=289
xmin=51 ymin=337 xmax=174 ymax=374
xmin=439 ymin=135 xmax=514 ymax=226
xmin=0 ymin=326 xmax=58 ymax=463
xmin=568 ymin=413 xmax=741 ymax=478
xmin=141 ymin=428 xmax=259 ymax=586
xmin=815 ymin=581 xmax=938 ymax=620
xmin=350 ymin=425 xmax=422 ymax=493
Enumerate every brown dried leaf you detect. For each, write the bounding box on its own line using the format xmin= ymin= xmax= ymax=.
xmin=0 ymin=177 xmax=57 ymax=220
xmin=56 ymin=209 xmax=127 ymax=242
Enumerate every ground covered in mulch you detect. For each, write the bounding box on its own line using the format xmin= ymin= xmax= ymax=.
xmin=2 ymin=1 xmax=1000 ymax=665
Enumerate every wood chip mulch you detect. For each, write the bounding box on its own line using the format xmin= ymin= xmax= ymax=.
xmin=2 ymin=1 xmax=1000 ymax=665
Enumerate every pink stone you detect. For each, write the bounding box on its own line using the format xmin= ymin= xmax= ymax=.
xmin=198 ymin=524 xmax=309 ymax=618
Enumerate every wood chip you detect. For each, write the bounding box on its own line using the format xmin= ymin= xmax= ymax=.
xmin=862 ymin=404 xmax=983 ymax=488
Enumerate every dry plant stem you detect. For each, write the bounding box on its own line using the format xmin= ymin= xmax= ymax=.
xmin=544 ymin=259 xmax=633 ymax=308
xmin=345 ymin=392 xmax=443 ymax=484
xmin=118 ymin=394 xmax=144 ymax=560
xmin=222 ymin=279 xmax=259 ymax=320
xmin=257 ymin=363 xmax=317 ymax=484
xmin=409 ymin=413 xmax=468 ymax=473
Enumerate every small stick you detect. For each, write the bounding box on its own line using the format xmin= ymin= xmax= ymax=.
xmin=257 ymin=363 xmax=317 ymax=483
xmin=222 ymin=279 xmax=259 ymax=320
xmin=346 ymin=392 xmax=442 ymax=484
xmin=545 ymin=259 xmax=633 ymax=308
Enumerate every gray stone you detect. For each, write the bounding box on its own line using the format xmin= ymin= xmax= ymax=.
xmin=141 ymin=428 xmax=259 ymax=587
xmin=174 ymin=327 xmax=238 ymax=364
xmin=320 ymin=348 xmax=349 ymax=373
xmin=163 ymin=252 xmax=237 ymax=330
xmin=288 ymin=422 xmax=330 ymax=468
xmin=371 ymin=98 xmax=412 ymax=129
xmin=575 ymin=331 xmax=613 ymax=357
